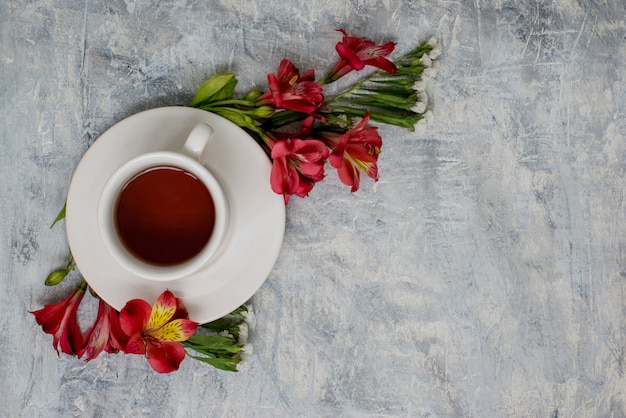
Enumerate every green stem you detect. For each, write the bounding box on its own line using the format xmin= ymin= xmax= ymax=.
xmin=325 ymin=42 xmax=432 ymax=105
xmin=201 ymin=105 xmax=264 ymax=116
xmin=326 ymin=73 xmax=382 ymax=105
xmin=268 ymin=109 xmax=308 ymax=128
xmin=66 ymin=254 xmax=76 ymax=271
xmin=199 ymin=98 xmax=255 ymax=107
xmin=330 ymin=105 xmax=421 ymax=130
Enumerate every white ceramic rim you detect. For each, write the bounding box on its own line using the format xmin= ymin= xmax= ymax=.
xmin=97 ymin=151 xmax=229 ymax=282
xmin=65 ymin=107 xmax=285 ymax=323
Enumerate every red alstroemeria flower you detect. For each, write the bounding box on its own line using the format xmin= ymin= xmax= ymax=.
xmin=323 ymin=113 xmax=382 ymax=192
xmin=269 ymin=137 xmax=329 ymax=204
xmin=119 ymin=290 xmax=198 ymax=373
xmin=31 ymin=281 xmax=87 ymax=356
xmin=258 ymin=59 xmax=324 ymax=114
xmin=79 ymin=298 xmax=129 ymax=361
xmin=326 ymin=29 xmax=396 ymax=82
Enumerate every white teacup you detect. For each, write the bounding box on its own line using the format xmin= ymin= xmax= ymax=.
xmin=98 ymin=123 xmax=228 ymax=281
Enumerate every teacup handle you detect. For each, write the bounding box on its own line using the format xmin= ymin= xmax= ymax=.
xmin=181 ymin=123 xmax=214 ymax=164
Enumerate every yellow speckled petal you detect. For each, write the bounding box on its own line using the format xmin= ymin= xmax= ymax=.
xmin=152 ymin=319 xmax=197 ymax=342
xmin=147 ymin=290 xmax=177 ymax=331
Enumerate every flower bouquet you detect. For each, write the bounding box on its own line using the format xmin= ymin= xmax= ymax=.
xmin=32 ymin=29 xmax=441 ymax=373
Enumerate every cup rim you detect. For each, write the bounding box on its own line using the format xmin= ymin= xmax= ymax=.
xmin=97 ymin=151 xmax=229 ymax=282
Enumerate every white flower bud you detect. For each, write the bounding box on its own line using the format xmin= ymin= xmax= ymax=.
xmin=429 ymin=43 xmax=442 ymax=60
xmin=411 ymin=102 xmax=426 ymax=114
xmin=419 ymin=54 xmax=432 ymax=68
xmin=240 ymin=343 xmax=254 ymax=363
xmin=236 ymin=361 xmax=250 ymax=372
xmin=427 ymin=37 xmax=439 ymax=47
xmin=413 ymin=121 xmax=426 ymax=134
xmin=238 ymin=322 xmax=249 ymax=345
xmin=413 ymin=110 xmax=434 ymax=134
xmin=242 ymin=307 xmax=256 ymax=331
xmin=422 ymin=66 xmax=437 ymax=79
xmin=418 ymin=91 xmax=428 ymax=106
xmin=412 ymin=80 xmax=426 ymax=92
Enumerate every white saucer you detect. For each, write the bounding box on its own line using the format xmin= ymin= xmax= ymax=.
xmin=66 ymin=107 xmax=285 ymax=323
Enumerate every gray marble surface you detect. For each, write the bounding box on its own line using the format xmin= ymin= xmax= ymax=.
xmin=2 ymin=0 xmax=626 ymax=416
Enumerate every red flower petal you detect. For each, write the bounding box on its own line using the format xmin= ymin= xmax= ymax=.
xmin=270 ymin=138 xmax=328 ymax=202
xmin=327 ymin=30 xmax=396 ymax=82
xmin=293 ymin=174 xmax=315 ymax=198
xmin=270 ymin=140 xmax=294 ymax=159
xmin=267 ymin=73 xmax=284 ymax=108
xmin=335 ymin=41 xmax=365 ymax=71
xmin=146 ymin=341 xmax=186 ymax=373
xmin=108 ymin=305 xmax=129 ymax=353
xmin=78 ymin=298 xmax=111 ymax=360
xmin=170 ymin=297 xmax=190 ymax=321
xmin=31 ymin=300 xmax=70 ymax=335
xmin=367 ymin=56 xmax=397 ymax=74
xmin=324 ymin=113 xmax=381 ymax=191
xmin=31 ymin=285 xmax=86 ymax=355
xmin=58 ymin=315 xmax=84 ymax=356
xmin=119 ymin=299 xmax=151 ymax=337
xmin=336 ymin=158 xmax=361 ymax=192
xmin=294 ymin=139 xmax=329 ymax=163
xmin=270 ymin=156 xmax=299 ymax=200
xmin=124 ymin=333 xmax=147 ymax=355
xmin=263 ymin=59 xmax=323 ymax=114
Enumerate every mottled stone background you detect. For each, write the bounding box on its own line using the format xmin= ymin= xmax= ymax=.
xmin=2 ymin=0 xmax=625 ymax=416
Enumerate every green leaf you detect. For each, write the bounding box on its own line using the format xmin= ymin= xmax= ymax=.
xmin=196 ymin=305 xmax=249 ymax=339
xmin=368 ymin=111 xmax=422 ymax=130
xmin=190 ymin=73 xmax=238 ymax=107
xmin=183 ymin=334 xmax=244 ymax=371
xmin=186 ymin=353 xmax=239 ymax=372
xmin=200 ymin=320 xmax=241 ymax=339
xmin=392 ymin=67 xmax=425 ymax=77
xmin=332 ymin=97 xmax=413 ymax=112
xmin=184 ymin=335 xmax=242 ymax=353
xmin=329 ymin=105 xmax=421 ymax=131
xmin=370 ymin=77 xmax=414 ymax=87
xmin=50 ymin=204 xmax=66 ymax=228
xmin=269 ymin=109 xmax=309 ymax=128
xmin=354 ymin=91 xmax=416 ymax=105
xmin=229 ymin=305 xmax=249 ymax=319
xmin=360 ymin=87 xmax=413 ymax=97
